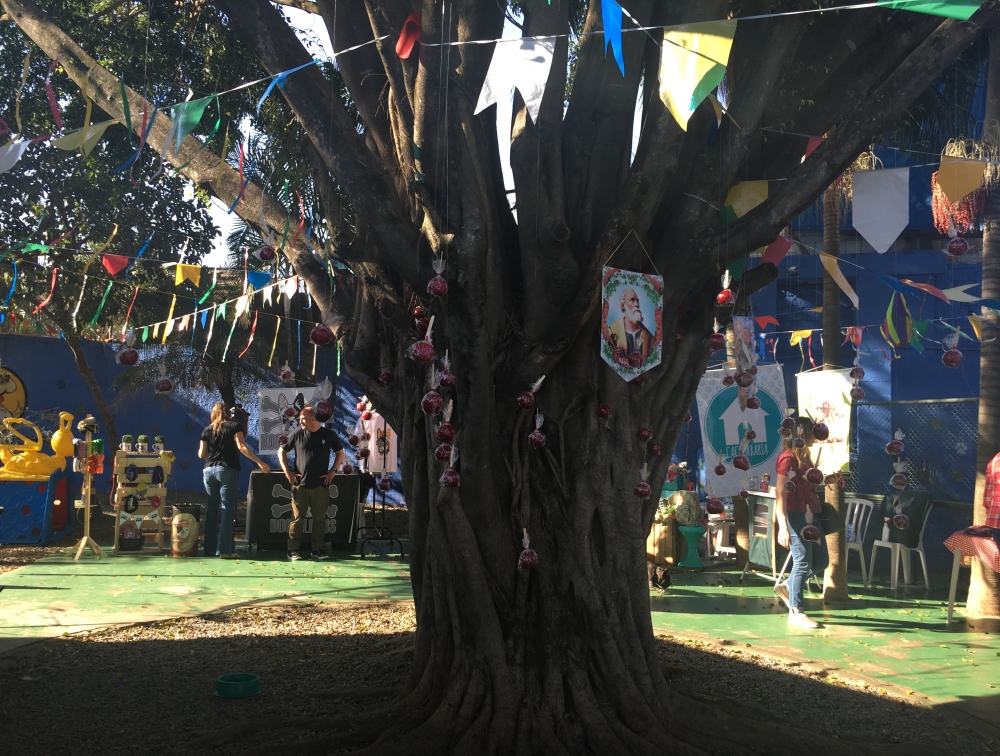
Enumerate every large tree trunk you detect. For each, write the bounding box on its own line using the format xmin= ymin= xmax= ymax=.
xmin=969 ymin=34 xmax=1000 ymax=619
xmin=63 ymin=335 xmax=119 ymax=452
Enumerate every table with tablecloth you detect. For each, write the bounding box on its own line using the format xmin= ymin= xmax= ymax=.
xmin=944 ymin=529 xmax=1000 ymax=623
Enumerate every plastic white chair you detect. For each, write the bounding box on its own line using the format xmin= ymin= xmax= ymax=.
xmin=868 ymin=502 xmax=933 ymax=590
xmin=844 ymin=498 xmax=876 ymax=585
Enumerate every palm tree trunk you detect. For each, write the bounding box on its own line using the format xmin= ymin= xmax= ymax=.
xmin=967 ymin=34 xmax=1000 ymax=620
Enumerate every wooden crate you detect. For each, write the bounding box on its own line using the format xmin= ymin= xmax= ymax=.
xmin=112 ymin=450 xmax=173 ymax=555
xmin=647 ymin=518 xmax=684 ymax=566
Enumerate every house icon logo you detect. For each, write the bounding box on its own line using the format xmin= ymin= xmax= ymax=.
xmin=704 ymin=385 xmax=782 ymax=467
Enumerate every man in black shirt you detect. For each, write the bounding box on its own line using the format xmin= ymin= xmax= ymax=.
xmin=278 ymin=406 xmax=344 ymax=561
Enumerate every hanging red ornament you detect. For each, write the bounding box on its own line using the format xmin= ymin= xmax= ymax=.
xmin=314 ymin=399 xmax=333 ymax=423
xmin=280 ymin=363 xmax=295 ymax=382
xmin=793 ymin=437 xmax=805 ymax=449
xmin=153 ymin=363 xmax=173 ymax=395
xmin=361 ymin=410 xmax=373 ymax=421
xmin=716 ymin=289 xmax=735 ymax=307
xmin=439 ymin=352 xmax=457 ymax=388
xmin=942 ymin=348 xmax=963 ymax=368
xmin=812 ymin=422 xmax=830 ymax=442
xmin=886 ymin=430 xmax=904 ymax=456
xmin=806 ymin=467 xmax=824 ymax=485
xmin=733 ymin=454 xmax=750 ymax=471
xmin=341 ymin=463 xmax=355 ymax=475
xmin=598 ymin=403 xmax=612 ymax=419
xmin=440 ymin=446 xmax=460 ymax=487
xmin=890 ymin=473 xmax=907 ymax=489
xmin=738 ymin=487 xmax=750 ymax=499
xmin=735 ymin=372 xmax=753 ymax=388
xmin=415 ymin=316 xmax=430 ymax=334
xmin=528 ymin=412 xmax=546 ymax=448
xmin=310 ymin=323 xmax=334 ymax=346
xmin=714 ymin=461 xmax=727 ymax=476
xmin=801 ymin=524 xmax=822 ymax=542
xmin=745 ymin=396 xmax=760 ymax=410
xmin=357 ymin=447 xmax=371 ymax=459
xmin=356 ymin=400 xmax=367 ymax=412
xmin=647 ymin=442 xmax=661 ymax=456
xmin=518 ymin=529 xmax=538 ymax=570
xmin=348 ymin=434 xmax=360 ymax=447
xmin=708 ymin=331 xmax=726 ymax=352
xmin=379 ymin=371 xmax=394 ymax=385
xmin=633 ymin=481 xmax=651 ymax=499
xmin=637 ymin=427 xmax=652 ymax=442
xmin=517 ymin=375 xmax=545 ymax=411
xmin=422 ymin=391 xmax=443 ymax=415
xmin=435 ymin=443 xmax=453 ymax=461
xmin=412 ymin=305 xmax=427 ymax=319
xmin=436 ymin=423 xmax=456 ymax=443
xmin=116 ymin=347 xmax=139 ymax=366
xmin=893 ymin=513 xmax=910 ymax=529
xmin=722 ymin=374 xmax=735 ymax=387
xmin=706 ymin=498 xmax=725 ymax=515
xmin=785 ymin=480 xmax=796 ymax=494
xmin=407 ymin=316 xmax=437 ymax=363
xmin=427 ymin=257 xmax=448 ymax=297
xmin=744 ymin=429 xmax=756 ymax=441
xmin=627 ymin=351 xmax=643 ymax=368
xmin=850 ymin=366 xmax=865 ymax=381
xmin=378 ymin=475 xmax=393 ymax=492
xmin=947 ymin=236 xmax=970 ymax=256
xmin=781 ymin=417 xmax=796 ymax=430
xmin=778 ymin=427 xmax=792 ymax=438
xmin=258 ymin=245 xmax=276 ymax=263
xmin=850 ymin=385 xmax=865 ymax=401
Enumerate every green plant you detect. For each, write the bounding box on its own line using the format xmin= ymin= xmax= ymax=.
xmin=154 ymin=435 xmax=165 ymax=444
xmin=136 ymin=435 xmax=149 ymax=444
xmin=121 ymin=435 xmax=133 ymax=444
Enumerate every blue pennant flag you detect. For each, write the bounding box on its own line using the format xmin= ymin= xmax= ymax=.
xmin=124 ymin=231 xmax=155 ymax=279
xmin=247 ymin=271 xmax=272 ymax=291
xmin=113 ymin=98 xmax=164 ymax=173
xmin=256 ymin=60 xmax=320 ymax=115
xmin=602 ymin=0 xmax=625 ymax=76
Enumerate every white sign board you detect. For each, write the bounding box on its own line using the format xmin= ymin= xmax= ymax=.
xmin=797 ymin=368 xmax=853 ymax=473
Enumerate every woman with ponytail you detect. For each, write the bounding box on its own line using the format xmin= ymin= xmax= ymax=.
xmin=198 ymin=402 xmax=270 ymax=558
xmin=774 ymin=416 xmax=828 ymax=629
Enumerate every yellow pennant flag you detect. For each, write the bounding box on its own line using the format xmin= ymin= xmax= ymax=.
xmin=152 ymin=322 xmax=161 ymax=339
xmin=234 ymin=294 xmax=250 ymax=318
xmin=162 ymin=295 xmax=176 ymax=344
xmin=724 ymin=182 xmax=768 ymax=218
xmin=175 ymin=264 xmax=201 ymax=288
xmin=818 ymin=253 xmax=859 ymax=308
xmin=968 ymin=315 xmax=984 ymax=340
xmin=52 ymin=120 xmax=116 ymax=158
xmin=937 ymin=155 xmax=985 ymax=205
xmin=789 ymin=329 xmax=813 ymax=346
xmin=658 ymin=20 xmax=737 ymax=130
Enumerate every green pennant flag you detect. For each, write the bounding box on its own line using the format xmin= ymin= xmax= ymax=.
xmin=216 ymin=302 xmax=226 ymax=319
xmin=89 ymin=281 xmax=114 ymax=328
xmin=877 ymin=0 xmax=981 ymax=20
xmin=170 ymin=96 xmax=213 ymax=156
xmin=719 ymin=205 xmax=738 ymax=225
xmin=726 ymin=255 xmax=748 ymax=281
xmin=142 ymin=326 xmax=148 ymax=342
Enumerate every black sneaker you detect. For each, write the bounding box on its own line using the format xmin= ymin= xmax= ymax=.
xmin=287 ymin=550 xmax=303 ymax=561
xmin=311 ymin=550 xmax=330 ymax=561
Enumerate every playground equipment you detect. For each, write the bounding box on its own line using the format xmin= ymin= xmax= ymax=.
xmin=111 ymin=446 xmax=173 ymax=555
xmin=0 ymin=414 xmax=74 ymax=480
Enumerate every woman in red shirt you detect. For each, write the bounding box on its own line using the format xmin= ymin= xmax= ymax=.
xmin=774 ymin=416 xmax=828 ymax=629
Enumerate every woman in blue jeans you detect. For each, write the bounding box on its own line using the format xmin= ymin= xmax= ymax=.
xmin=774 ymin=416 xmax=829 ymax=629
xmin=198 ymin=403 xmax=270 ymax=558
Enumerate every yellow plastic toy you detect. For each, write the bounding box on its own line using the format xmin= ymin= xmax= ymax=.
xmin=0 ymin=415 xmax=73 ymax=480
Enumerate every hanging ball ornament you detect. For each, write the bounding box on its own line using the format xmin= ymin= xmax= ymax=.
xmin=341 ymin=463 xmax=354 ymax=475
xmin=744 ymin=429 xmax=757 ymax=441
xmin=117 ymin=347 xmax=139 ymax=366
xmin=733 ymin=454 xmax=750 ymax=471
xmin=598 ymin=403 xmax=612 ymax=420
xmin=436 ymin=421 xmax=456 ymax=443
xmin=785 ymin=480 xmax=796 ymax=494
xmin=310 ymin=323 xmax=334 ymax=346
xmin=355 ymin=401 xmax=367 ymax=412
xmin=517 ymin=391 xmax=535 ymax=411
xmin=415 ymin=316 xmax=430 ymax=334
xmin=793 ymin=437 xmax=806 ymax=449
xmin=361 ymin=410 xmax=373 ymax=421
xmin=314 ymin=400 xmax=333 ymax=423
xmin=440 ymin=467 xmax=460 ymax=487
xmin=258 ymin=245 xmax=276 ymax=263
xmin=378 ymin=475 xmax=393 ymax=492
xmin=407 ymin=317 xmax=437 ymax=363
xmin=412 ymin=305 xmax=427 ymax=319
xmin=745 ymin=396 xmax=760 ymax=410
xmin=638 ymin=427 xmax=652 ymax=442
xmin=850 ymin=366 xmax=865 ymax=381
xmin=714 ymin=461 xmax=727 ymax=476
xmin=357 ymin=447 xmax=371 ymax=460
xmin=801 ymin=524 xmax=822 ymax=542
xmin=628 ymin=351 xmax=644 ymax=368
xmin=893 ymin=513 xmax=910 ymax=530
xmin=735 ymin=372 xmax=754 ymax=388
xmin=528 ymin=428 xmax=546 ymax=448
xmin=435 ymin=443 xmax=453 ymax=461
xmin=948 ymin=236 xmax=970 ymax=256
xmin=348 ymin=434 xmax=361 ymax=447
xmin=647 ymin=442 xmax=661 ymax=456
xmin=633 ymin=480 xmax=652 ymax=499
xmin=518 ymin=530 xmax=538 ymax=570
xmin=812 ymin=422 xmax=830 ymax=442
xmin=806 ymin=467 xmax=824 ymax=485
xmin=778 ymin=427 xmax=792 ymax=438
xmin=439 ymin=365 xmax=457 ymax=388
xmin=885 ymin=440 xmax=904 ymax=456
xmin=154 ymin=363 xmax=174 ymax=395
xmin=722 ymin=374 xmax=735 ymax=387
xmin=422 ymin=390 xmax=444 ymax=415
xmin=738 ymin=487 xmax=750 ymax=499
xmin=379 ymin=371 xmax=394 ymax=386
xmin=717 ymin=288 xmax=736 ymax=307
xmin=942 ymin=347 xmax=964 ymax=368
xmin=427 ymin=257 xmax=448 ymax=297
xmin=850 ymin=385 xmax=865 ymax=401
xmin=706 ymin=498 xmax=725 ymax=515
xmin=781 ymin=417 xmax=796 ymax=430
xmin=708 ymin=331 xmax=727 ymax=352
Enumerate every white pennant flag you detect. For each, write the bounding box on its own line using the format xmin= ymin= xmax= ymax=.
xmin=0 ymin=140 xmax=31 ymax=174
xmin=851 ymin=168 xmax=909 ymax=253
xmin=475 ymin=37 xmax=556 ymax=125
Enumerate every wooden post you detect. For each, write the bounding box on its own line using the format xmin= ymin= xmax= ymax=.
xmin=69 ymin=418 xmax=107 ymax=560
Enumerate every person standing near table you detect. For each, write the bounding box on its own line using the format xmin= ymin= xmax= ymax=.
xmin=198 ymin=402 xmax=270 ymax=559
xmin=774 ymin=416 xmax=828 ymax=629
xmin=278 ymin=406 xmax=344 ymax=561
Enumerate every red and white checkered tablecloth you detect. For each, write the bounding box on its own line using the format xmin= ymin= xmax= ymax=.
xmin=944 ymin=531 xmax=1000 ymax=574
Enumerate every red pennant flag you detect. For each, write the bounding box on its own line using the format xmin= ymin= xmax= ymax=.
xmin=396 ymin=13 xmax=421 ymax=59
xmin=761 ymin=236 xmax=792 ymax=267
xmin=32 ymin=268 xmax=59 ymax=315
xmin=900 ymin=278 xmax=950 ymax=303
xmin=102 ymin=254 xmax=129 ymax=276
xmin=754 ymin=316 xmax=779 ymax=329
xmin=803 ymin=136 xmax=825 ymax=160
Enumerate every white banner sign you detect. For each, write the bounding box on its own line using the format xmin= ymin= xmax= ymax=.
xmin=257 ymin=388 xmax=307 ymax=456
xmin=797 ymin=368 xmax=853 ymax=473
xmin=695 ymin=363 xmax=787 ymax=497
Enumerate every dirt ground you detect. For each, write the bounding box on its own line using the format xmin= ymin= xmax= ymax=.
xmin=0 ymin=506 xmax=995 ymax=756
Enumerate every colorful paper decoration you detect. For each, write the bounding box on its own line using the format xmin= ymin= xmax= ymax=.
xmin=760 ymin=236 xmax=792 ymax=267
xmin=851 ymin=168 xmax=909 ymax=253
xmin=936 ymin=155 xmax=986 ymax=204
xmin=803 ymin=136 xmax=825 ymax=161
xmin=246 ymin=271 xmax=271 ymax=291
xmin=175 ymin=264 xmax=201 ymax=287
xmin=113 ymin=96 xmax=162 ymax=173
xmin=0 ymin=140 xmax=31 ymax=174
xmin=234 ymin=294 xmax=250 ymax=318
xmin=818 ymin=253 xmax=859 ymax=309
xmin=755 ymin=316 xmax=779 ymax=329
xmin=602 ymin=0 xmax=625 ymax=76
xmin=90 ymin=281 xmax=114 ymax=328
xmin=396 ymin=12 xmax=421 ymax=59
xmin=255 ymin=60 xmax=319 ymax=116
xmin=724 ymin=181 xmax=768 ymax=219
xmin=124 ymin=232 xmax=155 ymax=278
xmin=52 ymin=120 xmax=115 ymax=157
xmin=899 ymin=278 xmax=949 ymax=303
xmin=169 ymin=96 xmax=213 ymax=156
xmin=44 ymin=56 xmax=63 ymax=132
xmin=31 ymin=268 xmax=59 ymax=315
xmin=881 ymin=293 xmax=913 ymax=350
xmin=658 ymin=20 xmax=737 ymax=130
xmin=876 ymin=0 xmax=981 ymax=20
xmin=238 ymin=310 xmax=259 ymax=358
xmin=98 ymin=254 xmax=127 ymax=276
xmin=474 ymin=37 xmax=556 ymax=125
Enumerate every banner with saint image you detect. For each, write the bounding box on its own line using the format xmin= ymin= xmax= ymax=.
xmin=601 ymin=267 xmax=663 ymax=381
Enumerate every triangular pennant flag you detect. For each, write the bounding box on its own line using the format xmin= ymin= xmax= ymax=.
xmin=201 ymin=309 xmax=208 ymax=329
xmin=877 ymin=0 xmax=981 ymax=20
xmin=175 ymin=264 xmax=201 ymax=287
xmin=246 ymin=271 xmax=271 ymax=291
xmin=256 ymin=60 xmax=319 ymax=116
xmin=178 ymin=314 xmax=190 ymax=332
xmin=102 ymin=254 xmax=129 ymax=276
xmin=283 ymin=276 xmax=299 ymax=300
xmin=881 ymin=293 xmax=913 ymax=349
xmin=818 ymin=253 xmax=859 ymax=309
xmin=726 ymin=255 xmax=747 ymax=281
xmin=234 ymin=294 xmax=250 ymax=318
xmin=936 ymin=155 xmax=985 ymax=205
xmin=851 ymin=168 xmax=909 ymax=253
xmin=216 ymin=302 xmax=227 ymax=319
xmin=602 ymin=0 xmax=625 ymax=76
xmin=658 ymin=20 xmax=737 ymax=130
xmin=803 ymin=136 xmax=825 ymax=161
xmin=396 ymin=12 xmax=421 ymax=59
xmin=789 ymin=330 xmax=812 ymax=346
xmin=153 ymin=322 xmax=161 ymax=339
xmin=170 ymin=96 xmax=212 ymax=156
xmin=968 ymin=315 xmax=984 ymax=340
xmin=899 ymin=278 xmax=950 ymax=303
xmin=0 ymin=140 xmax=31 ymax=174
xmin=755 ymin=316 xmax=779 ymax=329
xmin=911 ymin=319 xmax=929 ymax=353
xmin=761 ymin=236 xmax=792 ymax=267
xmin=474 ymin=37 xmax=556 ymax=125
xmin=942 ymin=283 xmax=981 ymax=302
xmin=263 ymin=285 xmax=274 ymax=307
xmin=51 ymin=120 xmax=115 ymax=157
xmin=724 ymin=181 xmax=768 ymax=218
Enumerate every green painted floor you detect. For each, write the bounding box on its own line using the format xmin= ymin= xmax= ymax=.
xmin=651 ymin=567 xmax=1000 ymax=727
xmin=0 ymin=545 xmax=412 ymax=654
xmin=2 ymin=547 xmax=998 ymax=727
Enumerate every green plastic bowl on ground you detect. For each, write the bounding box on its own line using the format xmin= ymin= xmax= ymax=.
xmin=215 ymin=673 xmax=261 ymax=698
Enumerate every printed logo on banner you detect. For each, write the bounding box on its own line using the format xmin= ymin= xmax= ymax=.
xmin=257 ymin=388 xmax=306 ymax=455
xmin=600 ymin=266 xmax=663 ymax=381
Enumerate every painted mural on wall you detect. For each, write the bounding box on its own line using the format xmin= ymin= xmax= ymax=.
xmin=0 ymin=365 xmax=27 ymax=420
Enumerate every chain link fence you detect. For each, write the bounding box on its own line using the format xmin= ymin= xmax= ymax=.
xmin=847 ymin=398 xmax=978 ymax=508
